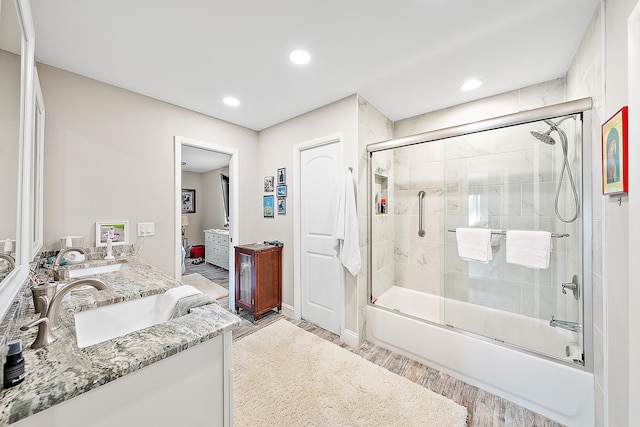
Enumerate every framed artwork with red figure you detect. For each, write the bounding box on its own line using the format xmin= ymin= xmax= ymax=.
xmin=602 ymin=106 xmax=628 ymax=195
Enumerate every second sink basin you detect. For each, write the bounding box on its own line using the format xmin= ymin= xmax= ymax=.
xmin=74 ymin=294 xmax=164 ymax=348
xmin=68 ymin=262 xmax=129 ymax=278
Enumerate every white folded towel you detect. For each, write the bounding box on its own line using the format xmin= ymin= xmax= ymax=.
xmin=505 ymin=230 xmax=552 ymax=269
xmin=455 ymin=228 xmax=492 ymax=263
xmin=155 ymin=285 xmax=202 ymax=321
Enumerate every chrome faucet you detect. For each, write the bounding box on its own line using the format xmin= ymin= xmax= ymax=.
xmin=51 ymin=247 xmax=87 ymax=281
xmin=21 ymin=278 xmax=108 ymax=349
xmin=549 ymin=316 xmax=580 ymax=333
xmin=0 ymin=253 xmax=15 ymax=271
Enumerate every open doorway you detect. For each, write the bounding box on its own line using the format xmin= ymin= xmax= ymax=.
xmin=174 ymin=136 xmax=239 ymax=311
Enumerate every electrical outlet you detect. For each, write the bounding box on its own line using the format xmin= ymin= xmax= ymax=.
xmin=137 ymin=222 xmax=155 ymax=237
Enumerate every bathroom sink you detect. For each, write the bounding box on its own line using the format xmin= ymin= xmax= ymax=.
xmin=74 ymin=294 xmax=164 ymax=348
xmin=74 ymin=285 xmax=202 ymax=348
xmin=68 ymin=262 xmax=130 ymax=278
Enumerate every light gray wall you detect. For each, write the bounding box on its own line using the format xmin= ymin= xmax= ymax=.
xmin=38 ymin=63 xmax=260 ymax=274
xmin=257 ymin=95 xmax=359 ymax=331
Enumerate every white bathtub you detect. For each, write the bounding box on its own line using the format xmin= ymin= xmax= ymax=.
xmin=367 ymin=286 xmax=594 ymax=427
xmin=373 ymin=286 xmax=580 ymax=360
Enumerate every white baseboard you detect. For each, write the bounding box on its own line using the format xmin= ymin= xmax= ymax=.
xmin=282 ymin=303 xmax=357 ymax=348
xmin=281 ymin=303 xmax=295 ymax=319
xmin=340 ymin=328 xmax=359 ymax=349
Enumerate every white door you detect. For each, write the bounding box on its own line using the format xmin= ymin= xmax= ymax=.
xmin=300 ymin=141 xmax=344 ymax=334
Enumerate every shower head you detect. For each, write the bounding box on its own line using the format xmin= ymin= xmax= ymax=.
xmin=530 ymin=129 xmax=556 ymax=145
xmin=531 ymin=116 xmax=575 ymax=146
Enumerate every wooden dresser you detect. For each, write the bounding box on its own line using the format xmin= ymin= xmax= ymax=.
xmin=234 ymin=243 xmax=282 ymax=322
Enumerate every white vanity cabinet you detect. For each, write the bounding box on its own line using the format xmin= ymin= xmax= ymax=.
xmin=13 ymin=331 xmax=234 ymax=427
xmin=205 ymin=229 xmax=229 ymax=269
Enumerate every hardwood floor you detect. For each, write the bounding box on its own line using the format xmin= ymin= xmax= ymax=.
xmin=183 ymin=258 xmax=564 ymax=426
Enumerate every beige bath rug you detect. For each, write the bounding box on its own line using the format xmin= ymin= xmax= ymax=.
xmin=233 ymin=320 xmax=467 ymax=427
xmin=180 ymin=273 xmax=228 ymax=300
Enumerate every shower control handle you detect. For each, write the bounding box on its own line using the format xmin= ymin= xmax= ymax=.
xmin=561 ymin=275 xmax=580 ymax=300
xmin=418 ymin=191 xmax=426 ymax=237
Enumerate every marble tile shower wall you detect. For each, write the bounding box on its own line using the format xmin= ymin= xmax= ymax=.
xmin=389 ymin=119 xmax=583 ymax=322
xmin=371 ymin=149 xmax=395 ymax=299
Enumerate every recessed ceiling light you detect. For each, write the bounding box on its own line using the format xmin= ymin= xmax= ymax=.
xmin=460 ymin=79 xmax=483 ymax=91
xmin=290 ymin=49 xmax=311 ymax=65
xmin=223 ymin=97 xmax=240 ymax=107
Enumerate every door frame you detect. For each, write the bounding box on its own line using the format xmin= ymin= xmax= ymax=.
xmin=174 ymin=136 xmax=239 ymax=311
xmin=293 ymin=132 xmax=344 ymax=329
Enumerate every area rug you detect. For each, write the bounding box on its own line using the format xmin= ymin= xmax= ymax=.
xmin=180 ymin=273 xmax=228 ymax=300
xmin=233 ymin=320 xmax=467 ymax=427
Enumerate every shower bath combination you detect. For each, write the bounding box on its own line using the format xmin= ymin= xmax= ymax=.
xmin=366 ymin=98 xmax=594 ymax=426
xmin=530 ymin=116 xmax=580 ymax=223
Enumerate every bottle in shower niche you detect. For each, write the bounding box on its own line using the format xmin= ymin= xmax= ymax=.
xmin=374 ymin=173 xmax=388 ymax=215
xmin=3 ymin=339 xmax=25 ymax=389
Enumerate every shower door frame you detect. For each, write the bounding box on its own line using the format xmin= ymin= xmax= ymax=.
xmin=366 ymin=97 xmax=594 ymax=372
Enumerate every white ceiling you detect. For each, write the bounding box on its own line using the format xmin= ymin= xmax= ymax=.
xmin=29 ymin=0 xmax=599 ymax=133
xmin=181 ymin=145 xmax=230 ymax=173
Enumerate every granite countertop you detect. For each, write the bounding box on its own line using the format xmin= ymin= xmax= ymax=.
xmin=0 ymin=255 xmax=240 ymax=425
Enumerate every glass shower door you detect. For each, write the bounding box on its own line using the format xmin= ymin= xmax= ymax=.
xmin=441 ymin=114 xmax=584 ymax=363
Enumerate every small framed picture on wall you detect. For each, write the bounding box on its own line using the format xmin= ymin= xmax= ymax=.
xmin=277 ymin=168 xmax=286 ymax=185
xmin=181 ymin=189 xmax=196 ymax=213
xmin=264 ymin=176 xmax=274 ymax=192
xmin=277 ymin=197 xmax=286 ymax=215
xmin=276 ymin=185 xmax=287 ymax=197
xmin=263 ymin=195 xmax=274 ymax=217
xmin=602 ymin=106 xmax=628 ymax=195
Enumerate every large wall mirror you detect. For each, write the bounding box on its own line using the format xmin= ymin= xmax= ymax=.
xmin=0 ymin=0 xmax=22 ymax=280
xmin=0 ymin=0 xmax=37 ymax=322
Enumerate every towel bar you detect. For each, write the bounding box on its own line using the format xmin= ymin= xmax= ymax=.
xmin=447 ymin=229 xmax=569 ymax=238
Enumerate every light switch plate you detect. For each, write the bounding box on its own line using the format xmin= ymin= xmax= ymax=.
xmin=137 ymin=222 xmax=155 ymax=237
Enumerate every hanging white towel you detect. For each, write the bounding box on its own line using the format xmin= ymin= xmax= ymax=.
xmin=505 ymin=230 xmax=552 ymax=269
xmin=455 ymin=228 xmax=492 ymax=263
xmin=334 ymin=168 xmax=361 ymax=276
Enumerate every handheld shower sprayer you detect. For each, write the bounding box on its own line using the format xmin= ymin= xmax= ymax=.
xmin=531 ymin=116 xmax=580 ymax=223
xmin=530 ymin=117 xmax=573 ymax=145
